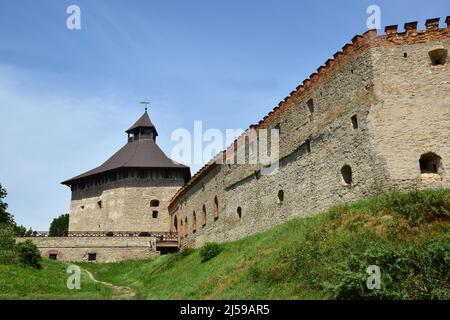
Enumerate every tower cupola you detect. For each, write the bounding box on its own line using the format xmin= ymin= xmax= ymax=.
xmin=126 ymin=110 xmax=158 ymax=142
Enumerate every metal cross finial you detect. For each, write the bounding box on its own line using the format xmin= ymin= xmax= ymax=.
xmin=140 ymin=97 xmax=150 ymax=112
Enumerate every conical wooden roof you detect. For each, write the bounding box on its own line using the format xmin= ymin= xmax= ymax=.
xmin=62 ymin=112 xmax=190 ymax=186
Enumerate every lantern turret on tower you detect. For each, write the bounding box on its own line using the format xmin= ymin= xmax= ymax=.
xmin=126 ymin=111 xmax=158 ymax=142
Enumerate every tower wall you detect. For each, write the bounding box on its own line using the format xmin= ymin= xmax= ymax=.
xmin=369 ymin=33 xmax=450 ymax=189
xmin=69 ymin=171 xmax=185 ymax=232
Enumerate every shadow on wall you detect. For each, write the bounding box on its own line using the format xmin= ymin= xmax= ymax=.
xmin=70 ymin=169 xmax=185 ymax=201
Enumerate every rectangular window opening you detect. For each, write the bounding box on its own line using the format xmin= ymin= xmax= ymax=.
xmin=351 ymin=115 xmax=358 ymax=129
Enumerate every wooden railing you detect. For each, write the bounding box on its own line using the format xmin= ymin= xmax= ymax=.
xmin=19 ymin=231 xmax=178 ymax=241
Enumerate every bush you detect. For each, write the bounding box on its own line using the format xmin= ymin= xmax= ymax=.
xmin=16 ymin=240 xmax=41 ymax=269
xmin=200 ymin=242 xmax=222 ymax=262
xmin=179 ymin=247 xmax=195 ymax=258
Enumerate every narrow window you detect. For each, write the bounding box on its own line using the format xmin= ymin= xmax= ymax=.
xmin=152 ymin=211 xmax=158 ymax=219
xmin=307 ymin=99 xmax=314 ymax=114
xmin=174 ymin=216 xmax=178 ymax=232
xmin=403 ymin=52 xmax=408 ymax=58
xmin=97 ymin=200 xmax=102 ymax=208
xmin=88 ymin=253 xmax=97 ymax=262
xmin=341 ymin=165 xmax=353 ymax=185
xmin=184 ymin=217 xmax=188 ymax=237
xmin=277 ymin=190 xmax=284 ymax=204
xmin=49 ymin=253 xmax=57 ymax=260
xmin=419 ymin=152 xmax=442 ymax=174
xmin=351 ymin=115 xmax=358 ymax=129
xmin=429 ymin=49 xmax=447 ymax=66
xmin=202 ymin=205 xmax=207 ymax=226
xmin=213 ymin=196 xmax=219 ymax=219
xmin=192 ymin=211 xmax=197 ymax=232
xmin=150 ymin=199 xmax=160 ymax=207
xmin=237 ymin=207 xmax=242 ymax=219
xmin=274 ymin=123 xmax=281 ymax=135
xmin=306 ymin=139 xmax=311 ymax=153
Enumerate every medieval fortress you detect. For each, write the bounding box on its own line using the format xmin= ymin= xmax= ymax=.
xmin=21 ymin=17 xmax=450 ymax=262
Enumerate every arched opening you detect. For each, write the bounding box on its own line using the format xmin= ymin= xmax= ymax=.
xmin=173 ymin=216 xmax=178 ymax=232
xmin=429 ymin=48 xmax=447 ymax=66
xmin=277 ymin=190 xmax=284 ymax=204
xmin=307 ymin=98 xmax=314 ymax=114
xmin=184 ymin=217 xmax=188 ymax=237
xmin=237 ymin=207 xmax=242 ymax=219
xmin=419 ymin=152 xmax=442 ymax=174
xmin=192 ymin=211 xmax=197 ymax=232
xmin=180 ymin=220 xmax=183 ymax=236
xmin=202 ymin=205 xmax=207 ymax=226
xmin=213 ymin=196 xmax=219 ymax=219
xmin=150 ymin=199 xmax=160 ymax=207
xmin=341 ymin=165 xmax=353 ymax=185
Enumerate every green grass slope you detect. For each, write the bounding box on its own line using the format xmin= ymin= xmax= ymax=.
xmin=0 ymin=259 xmax=111 ymax=300
xmin=85 ymin=188 xmax=450 ymax=300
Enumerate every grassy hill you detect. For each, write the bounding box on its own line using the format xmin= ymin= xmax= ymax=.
xmin=0 ymin=259 xmax=111 ymax=299
xmin=84 ymin=188 xmax=450 ymax=300
xmin=1 ymin=188 xmax=449 ymax=300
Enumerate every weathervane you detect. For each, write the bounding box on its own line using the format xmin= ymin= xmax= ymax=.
xmin=140 ymin=97 xmax=150 ymax=112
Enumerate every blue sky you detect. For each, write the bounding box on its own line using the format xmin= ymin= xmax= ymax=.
xmin=0 ymin=0 xmax=448 ymax=230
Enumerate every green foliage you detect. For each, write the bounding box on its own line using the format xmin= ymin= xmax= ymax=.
xmin=49 ymin=213 xmax=69 ymax=236
xmin=0 ymin=225 xmax=17 ymax=265
xmin=16 ymin=240 xmax=42 ymax=269
xmin=179 ymin=247 xmax=195 ymax=258
xmin=325 ymin=236 xmax=450 ymax=299
xmin=0 ymin=183 xmax=14 ymax=226
xmin=277 ymin=189 xmax=450 ymax=300
xmin=199 ymin=242 xmax=222 ymax=262
xmin=0 ymin=183 xmax=34 ymax=236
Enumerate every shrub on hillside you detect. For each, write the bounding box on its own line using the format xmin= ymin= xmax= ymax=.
xmin=377 ymin=189 xmax=450 ymax=224
xmin=179 ymin=247 xmax=195 ymax=258
xmin=200 ymin=242 xmax=222 ymax=262
xmin=16 ymin=240 xmax=42 ymax=269
xmin=328 ymin=235 xmax=450 ymax=299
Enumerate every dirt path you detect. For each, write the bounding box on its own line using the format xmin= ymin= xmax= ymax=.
xmin=83 ymin=269 xmax=136 ymax=300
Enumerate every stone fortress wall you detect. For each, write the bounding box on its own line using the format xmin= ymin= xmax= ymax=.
xmin=16 ymin=236 xmax=158 ymax=263
xmin=169 ymin=18 xmax=450 ymax=248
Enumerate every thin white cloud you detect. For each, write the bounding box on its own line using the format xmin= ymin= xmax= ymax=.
xmin=0 ymin=64 xmax=130 ymax=230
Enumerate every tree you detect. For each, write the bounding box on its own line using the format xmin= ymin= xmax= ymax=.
xmin=0 ymin=183 xmax=14 ymax=225
xmin=0 ymin=225 xmax=17 ymax=265
xmin=49 ymin=213 xmax=69 ymax=236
